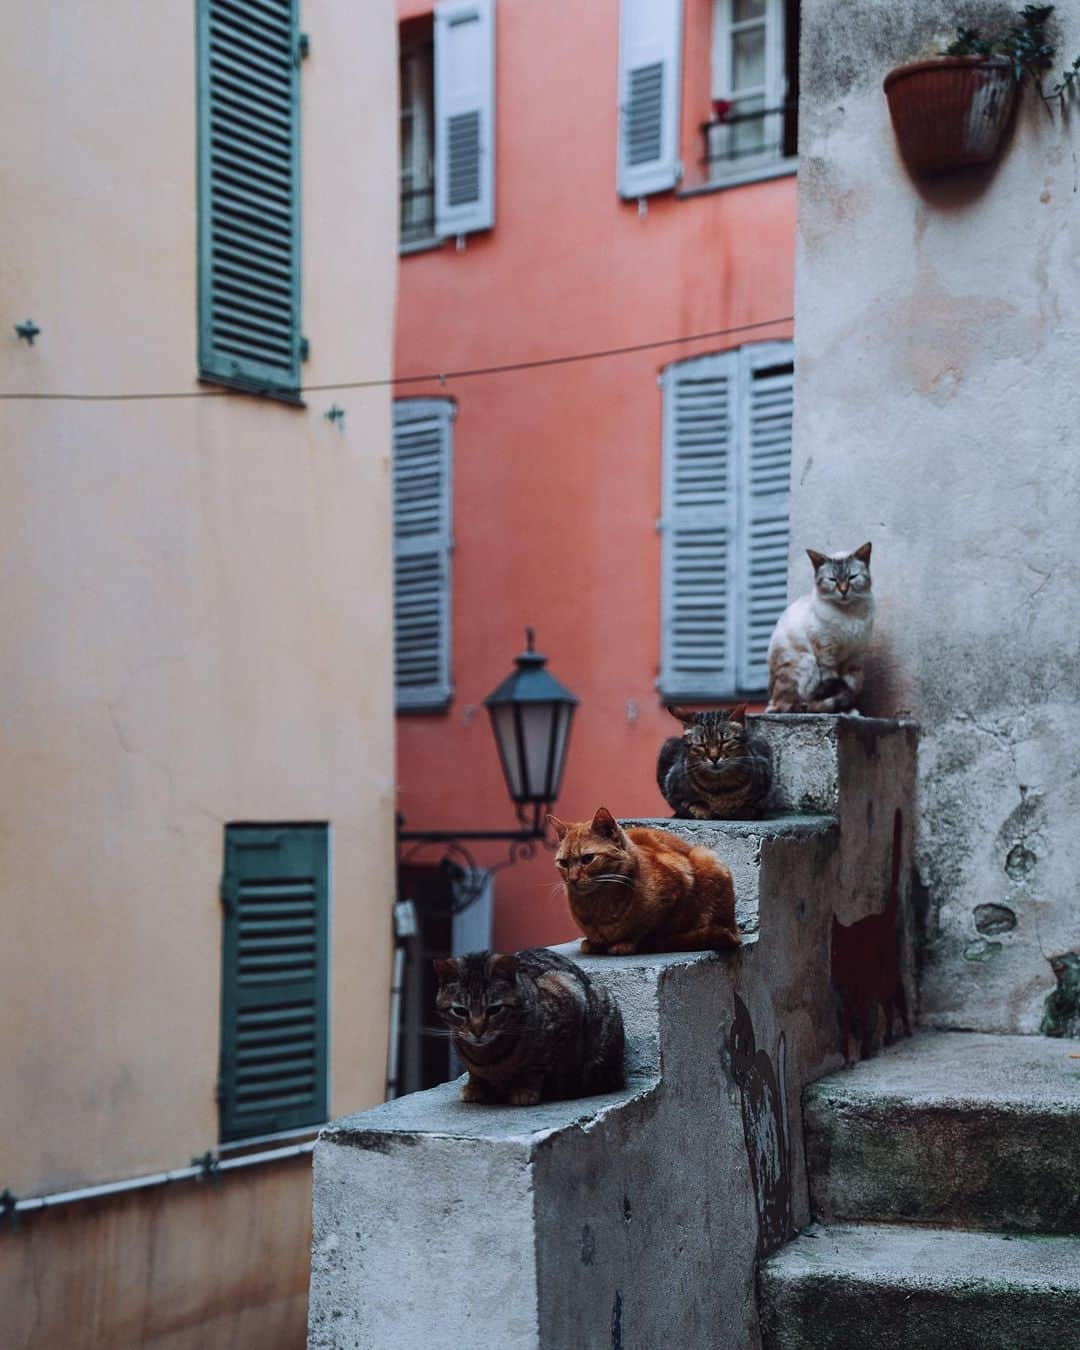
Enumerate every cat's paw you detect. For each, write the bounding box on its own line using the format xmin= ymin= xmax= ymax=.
xmin=688 ymin=803 xmax=711 ymax=820
xmin=580 ymin=939 xmax=605 ymax=954
xmin=459 ymin=1077 xmax=491 ymax=1104
xmin=607 ymin=942 xmax=639 ymax=956
xmin=507 ymin=1085 xmax=542 ymax=1106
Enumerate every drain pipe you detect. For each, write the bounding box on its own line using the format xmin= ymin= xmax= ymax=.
xmin=4 ymin=1140 xmax=315 ymax=1222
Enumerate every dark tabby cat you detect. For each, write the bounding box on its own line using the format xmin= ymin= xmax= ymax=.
xmin=656 ymin=704 xmax=772 ymax=820
xmin=433 ymin=948 xmax=625 ymax=1105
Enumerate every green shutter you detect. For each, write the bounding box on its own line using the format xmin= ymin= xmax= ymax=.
xmin=198 ymin=0 xmax=302 ymax=399
xmin=219 ymin=824 xmax=329 ymax=1142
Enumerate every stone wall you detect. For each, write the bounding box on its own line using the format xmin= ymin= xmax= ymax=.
xmin=309 ymin=718 xmax=916 ymax=1348
xmin=790 ymin=0 xmax=1080 ymax=1032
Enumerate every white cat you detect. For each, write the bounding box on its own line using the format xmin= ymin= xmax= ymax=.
xmin=766 ymin=543 xmax=875 ymax=713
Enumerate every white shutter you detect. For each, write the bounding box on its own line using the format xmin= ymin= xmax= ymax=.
xmin=434 ymin=0 xmax=495 ymax=237
xmin=393 ymin=400 xmax=454 ymax=710
xmin=660 ymin=352 xmax=738 ymax=697
xmin=617 ymin=0 xmax=684 ymax=199
xmin=736 ymin=343 xmax=793 ymax=691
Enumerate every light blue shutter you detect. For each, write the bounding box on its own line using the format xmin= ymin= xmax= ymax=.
xmin=197 ymin=0 xmax=302 ymax=397
xmin=617 ymin=0 xmax=684 ymax=199
xmin=660 ymin=352 xmax=738 ymax=697
xmin=393 ymin=400 xmax=453 ymax=710
xmin=434 ymin=0 xmax=495 ymax=237
xmin=736 ymin=344 xmax=793 ymax=691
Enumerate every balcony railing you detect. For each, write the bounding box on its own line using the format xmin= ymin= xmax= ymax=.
xmin=400 ymin=186 xmax=436 ymax=246
xmin=700 ymin=99 xmax=799 ymax=176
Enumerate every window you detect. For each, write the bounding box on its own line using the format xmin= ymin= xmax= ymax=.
xmin=393 ymin=400 xmax=454 ymax=711
xmin=706 ymin=0 xmax=799 ymax=183
xmin=659 ymin=342 xmax=793 ymax=698
xmin=197 ymin=0 xmax=303 ymax=399
xmin=617 ymin=0 xmax=684 ymax=198
xmin=398 ymin=0 xmax=496 ymax=251
xmin=400 ymin=26 xmax=436 ymax=247
xmin=218 ymin=824 xmax=329 ymax=1142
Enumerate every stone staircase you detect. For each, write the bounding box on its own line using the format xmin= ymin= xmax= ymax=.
xmin=308 ymin=715 xmax=918 ymax=1350
xmin=760 ymin=1030 xmax=1080 ymax=1348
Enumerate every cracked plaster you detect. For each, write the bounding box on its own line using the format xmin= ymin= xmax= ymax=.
xmin=792 ymin=0 xmax=1080 ymax=1032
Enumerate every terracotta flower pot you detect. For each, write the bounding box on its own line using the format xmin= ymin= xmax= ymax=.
xmin=883 ymin=56 xmax=1017 ymax=174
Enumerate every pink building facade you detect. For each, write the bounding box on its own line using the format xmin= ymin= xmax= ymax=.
xmin=392 ymin=0 xmax=799 ymax=1084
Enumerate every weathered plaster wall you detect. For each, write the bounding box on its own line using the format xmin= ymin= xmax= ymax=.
xmin=0 ymin=0 xmax=396 ymax=1344
xmin=791 ymin=0 xmax=1080 ymax=1032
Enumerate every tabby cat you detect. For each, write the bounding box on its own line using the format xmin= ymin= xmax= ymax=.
xmin=433 ymin=947 xmax=625 ymax=1105
xmin=657 ymin=704 xmax=772 ymax=820
xmin=548 ymin=807 xmax=740 ymax=955
xmin=766 ymin=543 xmax=875 ymax=713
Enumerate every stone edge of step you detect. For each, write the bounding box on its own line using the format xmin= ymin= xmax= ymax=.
xmin=760 ymin=1222 xmax=1080 ymax=1292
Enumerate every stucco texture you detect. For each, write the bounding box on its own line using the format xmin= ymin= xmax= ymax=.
xmin=0 ymin=0 xmax=397 ymax=1344
xmin=791 ymin=0 xmax=1080 ymax=1032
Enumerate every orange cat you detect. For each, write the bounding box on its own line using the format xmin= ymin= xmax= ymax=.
xmin=548 ymin=807 xmax=741 ymax=956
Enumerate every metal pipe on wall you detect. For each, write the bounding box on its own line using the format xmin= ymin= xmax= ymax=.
xmin=8 ymin=1140 xmax=315 ymax=1218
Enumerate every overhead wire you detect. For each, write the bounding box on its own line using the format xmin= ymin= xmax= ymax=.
xmin=0 ymin=315 xmax=794 ymax=404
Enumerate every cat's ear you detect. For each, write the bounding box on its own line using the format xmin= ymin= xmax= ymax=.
xmin=665 ymin=704 xmax=697 ymax=726
xmin=546 ymin=813 xmax=568 ymax=841
xmin=727 ymin=703 xmax=747 ymax=724
xmin=432 ymin=957 xmax=458 ymax=985
xmin=853 ymin=541 xmax=872 ymax=565
xmin=806 ymin=548 xmax=828 ymax=571
xmin=490 ymin=953 xmax=519 ymax=982
xmin=591 ymin=806 xmax=621 ymax=840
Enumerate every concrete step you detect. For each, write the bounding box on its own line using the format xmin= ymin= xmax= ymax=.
xmin=748 ymin=713 xmax=915 ymax=818
xmin=759 ymin=1223 xmax=1080 ymax=1350
xmin=805 ymin=1031 xmax=1080 ymax=1233
xmin=620 ymin=814 xmax=838 ymax=945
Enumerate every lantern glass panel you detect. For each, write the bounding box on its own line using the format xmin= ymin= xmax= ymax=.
xmin=519 ymin=702 xmax=558 ymax=801
xmin=548 ymin=703 xmax=573 ymax=799
xmin=490 ymin=704 xmax=525 ymax=799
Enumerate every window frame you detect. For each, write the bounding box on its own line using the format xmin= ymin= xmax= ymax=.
xmin=399 ymin=28 xmax=438 ymax=252
xmin=706 ymin=0 xmax=796 ymax=187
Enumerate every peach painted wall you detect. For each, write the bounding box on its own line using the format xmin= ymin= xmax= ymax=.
xmin=1 ymin=0 xmax=396 ymax=1343
xmin=395 ymin=0 xmax=795 ymax=953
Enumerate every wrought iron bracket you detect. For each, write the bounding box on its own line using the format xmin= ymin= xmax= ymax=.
xmin=397 ymin=807 xmax=557 ymax=915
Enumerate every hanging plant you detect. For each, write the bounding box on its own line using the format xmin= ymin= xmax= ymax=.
xmin=945 ymin=5 xmax=1080 ymax=101
xmin=883 ymin=5 xmax=1080 ymax=176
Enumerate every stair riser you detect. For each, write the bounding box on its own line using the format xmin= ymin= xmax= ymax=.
xmin=806 ymin=1101 xmax=1080 ymax=1233
xmin=760 ymin=1277 xmax=1080 ymax=1350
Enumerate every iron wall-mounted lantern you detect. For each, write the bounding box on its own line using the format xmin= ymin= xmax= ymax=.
xmin=484 ymin=628 xmax=578 ymax=832
xmin=397 ymin=629 xmax=578 ymax=894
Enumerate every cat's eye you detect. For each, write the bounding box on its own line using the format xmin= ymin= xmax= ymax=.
xmin=555 ymin=858 xmax=569 ymax=868
xmin=580 ymin=853 xmax=596 ymax=864
xmin=450 ymin=1005 xmax=468 ymax=1018
xmin=487 ymin=1003 xmax=504 ymax=1015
